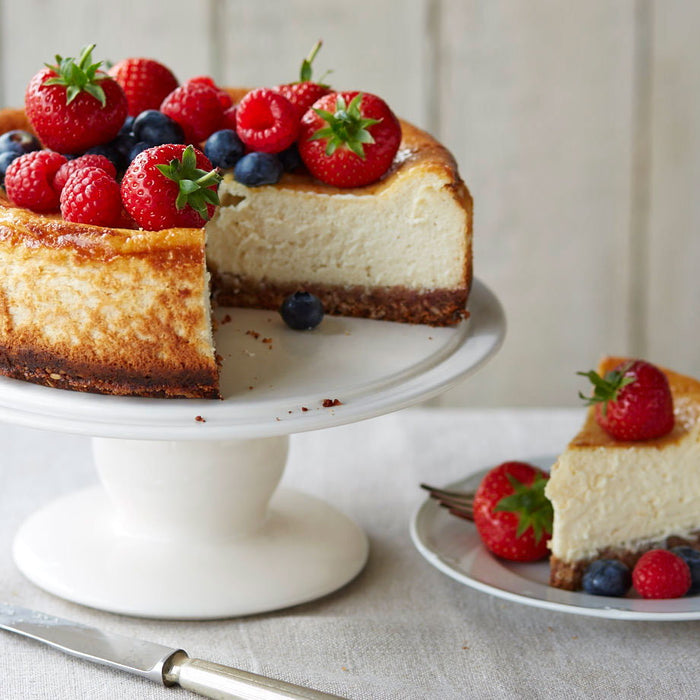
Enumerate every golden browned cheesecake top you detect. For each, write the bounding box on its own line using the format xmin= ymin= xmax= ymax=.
xmin=571 ymin=356 xmax=700 ymax=449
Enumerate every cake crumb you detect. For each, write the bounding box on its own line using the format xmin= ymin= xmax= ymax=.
xmin=246 ymin=330 xmax=260 ymax=339
xmin=195 ymin=415 xmax=206 ymax=423
xmin=262 ymin=337 xmax=272 ymax=344
xmin=322 ymin=398 xmax=343 ymax=408
xmin=301 ymin=406 xmax=309 ymax=412
xmin=248 ymin=386 xmax=254 ymax=390
xmin=341 ymin=666 xmax=349 ymax=672
xmin=222 ymin=314 xmax=232 ymax=324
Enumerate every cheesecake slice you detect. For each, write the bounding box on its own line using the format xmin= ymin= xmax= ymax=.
xmin=545 ymin=357 xmax=700 ymax=590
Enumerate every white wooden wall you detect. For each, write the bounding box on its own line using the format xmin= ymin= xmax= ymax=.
xmin=1 ymin=0 xmax=697 ymax=407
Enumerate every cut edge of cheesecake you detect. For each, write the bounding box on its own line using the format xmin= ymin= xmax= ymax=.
xmin=546 ymin=356 xmax=700 ymax=590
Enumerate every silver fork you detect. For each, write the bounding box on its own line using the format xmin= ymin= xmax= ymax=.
xmin=420 ymin=483 xmax=474 ymax=521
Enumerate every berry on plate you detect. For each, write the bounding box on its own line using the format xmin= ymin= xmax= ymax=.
xmin=235 ymin=88 xmax=299 ymax=154
xmin=160 ymin=81 xmax=225 ymax=143
xmin=272 ymin=40 xmax=332 ymax=120
xmin=25 ymin=44 xmax=128 ymax=153
xmin=233 ymin=152 xmax=283 ymax=187
xmin=472 ymin=461 xmax=553 ymax=562
xmin=298 ymin=91 xmax=401 ymax=187
xmin=280 ymin=292 xmax=325 ymax=330
xmin=578 ymin=359 xmax=674 ymax=441
xmin=120 ymin=143 xmax=222 ymax=230
xmin=581 ymin=559 xmax=632 ymax=597
xmin=4 ymin=150 xmax=67 ymax=212
xmin=632 ymin=549 xmax=691 ymax=599
xmin=53 ymin=153 xmax=117 ymax=193
xmin=671 ymin=546 xmax=700 ymax=594
xmin=108 ymin=57 xmax=179 ymax=117
xmin=60 ymin=166 xmax=122 ymax=227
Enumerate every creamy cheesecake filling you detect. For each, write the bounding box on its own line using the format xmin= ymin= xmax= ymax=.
xmin=546 ymin=425 xmax=700 ymax=563
xmin=206 ymin=169 xmax=468 ymax=292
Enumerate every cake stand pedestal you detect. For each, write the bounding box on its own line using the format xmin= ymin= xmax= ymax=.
xmin=0 ymin=280 xmax=505 ymax=619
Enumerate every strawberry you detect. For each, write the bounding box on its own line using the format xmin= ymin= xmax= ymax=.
xmin=472 ymin=461 xmax=553 ymax=562
xmin=235 ymin=88 xmax=299 ymax=154
xmin=60 ymin=166 xmax=122 ymax=227
xmin=578 ymin=359 xmax=674 ymax=441
xmin=120 ymin=143 xmax=221 ymax=230
xmin=108 ymin=57 xmax=179 ymax=117
xmin=272 ymin=41 xmax=331 ymax=120
xmin=4 ymin=150 xmax=67 ymax=212
xmin=53 ymin=153 xmax=116 ymax=193
xmin=25 ymin=44 xmax=127 ymax=153
xmin=632 ymin=549 xmax=691 ymax=599
xmin=160 ymin=82 xmax=225 ymax=143
xmin=298 ymin=91 xmax=401 ymax=187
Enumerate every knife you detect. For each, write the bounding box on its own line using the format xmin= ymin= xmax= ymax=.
xmin=0 ymin=603 xmax=347 ymax=700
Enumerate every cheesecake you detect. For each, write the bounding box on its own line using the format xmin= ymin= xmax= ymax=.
xmin=546 ymin=357 xmax=700 ymax=590
xmin=0 ymin=99 xmax=472 ymax=398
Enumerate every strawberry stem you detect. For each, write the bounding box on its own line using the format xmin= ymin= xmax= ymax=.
xmin=156 ymin=145 xmax=222 ymax=221
xmin=493 ymin=473 xmax=553 ymax=543
xmin=43 ymin=44 xmax=109 ymax=106
xmin=310 ymin=94 xmax=380 ymax=158
xmin=577 ymin=363 xmax=636 ymax=415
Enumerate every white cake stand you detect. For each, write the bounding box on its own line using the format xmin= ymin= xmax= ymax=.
xmin=0 ymin=279 xmax=505 ymax=619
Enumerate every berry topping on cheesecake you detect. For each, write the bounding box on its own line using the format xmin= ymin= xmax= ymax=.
xmin=108 ymin=57 xmax=179 ymax=117
xmin=298 ymin=91 xmax=401 ymax=188
xmin=578 ymin=358 xmax=675 ymax=441
xmin=60 ymin=165 xmax=122 ymax=226
xmin=25 ymin=44 xmax=127 ymax=153
xmin=121 ymin=143 xmax=221 ymax=229
xmin=4 ymin=149 xmax=67 ymax=212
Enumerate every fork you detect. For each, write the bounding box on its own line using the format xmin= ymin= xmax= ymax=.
xmin=420 ymin=483 xmax=475 ymax=521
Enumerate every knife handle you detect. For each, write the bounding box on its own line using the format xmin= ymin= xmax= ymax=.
xmin=163 ymin=651 xmax=348 ymax=700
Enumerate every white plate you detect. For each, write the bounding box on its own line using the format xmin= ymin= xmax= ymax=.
xmin=0 ymin=279 xmax=505 ymax=440
xmin=410 ymin=456 xmax=700 ymax=621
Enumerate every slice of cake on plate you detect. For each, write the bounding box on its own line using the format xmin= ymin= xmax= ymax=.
xmin=545 ymin=356 xmax=700 ymax=590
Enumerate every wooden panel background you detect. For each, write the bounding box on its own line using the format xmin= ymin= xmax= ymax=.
xmin=0 ymin=0 xmax=697 ymax=407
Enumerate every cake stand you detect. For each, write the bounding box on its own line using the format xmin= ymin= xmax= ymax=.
xmin=0 ymin=279 xmax=505 ymax=619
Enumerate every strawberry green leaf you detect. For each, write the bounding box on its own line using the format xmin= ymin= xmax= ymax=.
xmin=297 ymin=40 xmax=331 ymax=88
xmin=43 ymin=44 xmax=108 ymax=106
xmin=493 ymin=472 xmax=553 ymax=543
xmin=156 ymin=145 xmax=223 ymax=221
xmin=577 ymin=363 xmax=636 ymax=415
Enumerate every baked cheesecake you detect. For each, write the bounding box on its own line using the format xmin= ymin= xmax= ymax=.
xmin=0 ymin=95 xmax=472 ymax=397
xmin=546 ymin=357 xmax=700 ymax=590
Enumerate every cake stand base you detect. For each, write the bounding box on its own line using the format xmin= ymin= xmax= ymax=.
xmin=13 ymin=436 xmax=368 ymax=619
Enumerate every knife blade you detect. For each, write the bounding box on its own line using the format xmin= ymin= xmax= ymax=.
xmin=0 ymin=603 xmax=347 ymax=700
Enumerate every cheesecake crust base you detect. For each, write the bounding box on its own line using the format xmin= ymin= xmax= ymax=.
xmin=212 ymin=272 xmax=470 ymax=327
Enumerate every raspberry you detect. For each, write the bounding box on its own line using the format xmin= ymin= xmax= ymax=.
xmin=632 ymin=549 xmax=691 ymax=599
xmin=108 ymin=57 xmax=179 ymax=117
xmin=186 ymin=76 xmax=233 ymax=109
xmin=235 ymin=88 xmax=299 ymax=154
xmin=221 ymin=105 xmax=238 ymax=132
xmin=53 ymin=154 xmax=117 ymax=193
xmin=160 ymin=82 xmax=224 ymax=143
xmin=60 ymin=166 xmax=122 ymax=227
xmin=4 ymin=150 xmax=67 ymax=212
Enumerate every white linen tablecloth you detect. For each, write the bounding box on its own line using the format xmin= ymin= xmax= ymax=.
xmin=0 ymin=408 xmax=698 ymax=699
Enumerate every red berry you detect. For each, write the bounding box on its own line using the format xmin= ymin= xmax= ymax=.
xmin=60 ymin=166 xmax=122 ymax=227
xmin=632 ymin=549 xmax=691 ymax=599
xmin=221 ymin=105 xmax=238 ymax=131
xmin=4 ymin=150 xmax=67 ymax=212
xmin=235 ymin=88 xmax=299 ymax=154
xmin=160 ymin=82 xmax=224 ymax=143
xmin=273 ymin=81 xmax=331 ymax=120
xmin=472 ymin=461 xmax=553 ymax=562
xmin=120 ymin=143 xmax=221 ymax=230
xmin=25 ymin=45 xmax=127 ymax=153
xmin=186 ymin=76 xmax=233 ymax=109
xmin=298 ymin=91 xmax=401 ymax=187
xmin=579 ymin=359 xmax=675 ymax=441
xmin=108 ymin=57 xmax=179 ymax=117
xmin=53 ymin=154 xmax=117 ymax=193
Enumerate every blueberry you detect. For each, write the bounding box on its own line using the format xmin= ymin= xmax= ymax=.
xmin=119 ymin=115 xmax=136 ymax=136
xmin=278 ymin=143 xmax=302 ymax=172
xmin=132 ymin=110 xmax=184 ymax=146
xmin=85 ymin=141 xmax=126 ymax=172
xmin=204 ymin=129 xmax=245 ymax=169
xmin=0 ymin=150 xmax=21 ymax=186
xmin=0 ymin=130 xmax=40 ymax=155
xmin=234 ymin=152 xmax=283 ymax=187
xmin=279 ymin=292 xmax=324 ymax=330
xmin=671 ymin=546 xmax=700 ymax=594
xmin=581 ymin=559 xmax=631 ymax=597
xmin=128 ymin=141 xmax=151 ymax=163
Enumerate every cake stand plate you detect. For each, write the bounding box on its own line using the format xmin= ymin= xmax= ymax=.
xmin=1 ymin=279 xmax=505 ymax=618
